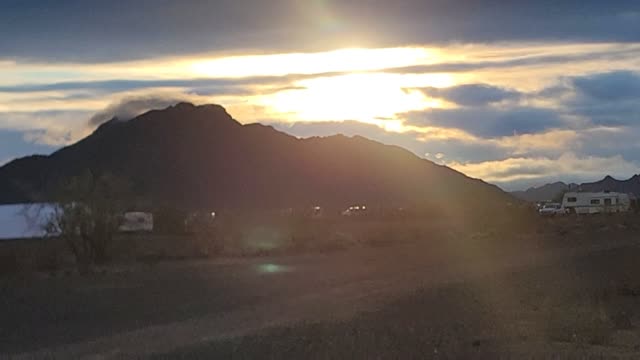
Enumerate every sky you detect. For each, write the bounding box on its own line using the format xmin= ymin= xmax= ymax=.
xmin=1 ymin=0 xmax=640 ymax=191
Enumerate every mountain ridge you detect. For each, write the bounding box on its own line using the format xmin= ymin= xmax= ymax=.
xmin=0 ymin=103 xmax=512 ymax=212
xmin=511 ymin=175 xmax=640 ymax=202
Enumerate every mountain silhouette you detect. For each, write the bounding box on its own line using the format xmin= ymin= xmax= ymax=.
xmin=579 ymin=175 xmax=640 ymax=194
xmin=0 ymin=103 xmax=512 ymax=212
xmin=512 ymin=175 xmax=640 ymax=202
xmin=511 ymin=182 xmax=578 ymax=202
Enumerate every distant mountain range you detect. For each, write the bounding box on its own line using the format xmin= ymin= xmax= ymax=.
xmin=0 ymin=103 xmax=512 ymax=212
xmin=511 ymin=175 xmax=640 ymax=202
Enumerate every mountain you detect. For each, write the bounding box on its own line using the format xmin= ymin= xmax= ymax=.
xmin=511 ymin=182 xmax=578 ymax=202
xmin=512 ymin=175 xmax=640 ymax=202
xmin=0 ymin=103 xmax=512 ymax=212
xmin=580 ymin=175 xmax=640 ymax=195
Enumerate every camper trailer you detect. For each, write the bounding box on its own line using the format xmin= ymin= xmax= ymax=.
xmin=561 ymin=192 xmax=631 ymax=214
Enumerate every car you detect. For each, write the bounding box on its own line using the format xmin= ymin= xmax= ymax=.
xmin=538 ymin=203 xmax=567 ymax=216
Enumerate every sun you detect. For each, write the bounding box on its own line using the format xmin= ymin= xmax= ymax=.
xmin=259 ymin=72 xmax=453 ymax=128
xmin=186 ymin=46 xmax=456 ymax=130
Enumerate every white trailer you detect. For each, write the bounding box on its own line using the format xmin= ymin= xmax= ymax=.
xmin=561 ymin=192 xmax=631 ymax=214
xmin=0 ymin=203 xmax=57 ymax=240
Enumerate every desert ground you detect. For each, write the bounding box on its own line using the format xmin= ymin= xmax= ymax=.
xmin=2 ymin=214 xmax=640 ymax=359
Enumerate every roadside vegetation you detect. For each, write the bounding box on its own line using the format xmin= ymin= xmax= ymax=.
xmin=42 ymin=171 xmax=132 ymax=272
xmin=1 ymin=199 xmax=639 ymax=277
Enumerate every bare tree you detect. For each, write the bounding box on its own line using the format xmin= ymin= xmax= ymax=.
xmin=44 ymin=171 xmax=131 ymax=272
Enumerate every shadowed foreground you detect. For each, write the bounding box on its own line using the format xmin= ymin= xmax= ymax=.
xmin=152 ymin=245 xmax=640 ymax=359
xmin=3 ymin=217 xmax=640 ymax=359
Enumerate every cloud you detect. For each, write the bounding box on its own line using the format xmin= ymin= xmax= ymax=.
xmin=389 ymin=46 xmax=640 ymax=75
xmin=0 ymin=110 xmax=92 ymax=146
xmin=2 ymin=1 xmax=639 ymax=62
xmin=571 ymin=70 xmax=640 ymax=101
xmin=417 ymin=84 xmax=521 ymax=106
xmin=0 ymin=76 xmax=315 ymax=94
xmin=87 ymin=94 xmax=205 ymax=126
xmin=403 ymin=106 xmax=568 ymax=138
xmin=0 ymin=93 xmax=214 ymax=147
xmin=574 ymin=126 xmax=640 ymax=162
xmin=492 ymin=129 xmax=580 ymax=157
xmin=571 ymin=99 xmax=640 ymax=127
xmin=567 ymin=71 xmax=640 ymax=127
xmin=536 ymin=71 xmax=640 ymax=128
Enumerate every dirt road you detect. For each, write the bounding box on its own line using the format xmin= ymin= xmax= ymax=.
xmin=2 ymin=235 xmax=638 ymax=359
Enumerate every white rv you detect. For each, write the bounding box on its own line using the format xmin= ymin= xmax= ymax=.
xmin=561 ymin=192 xmax=631 ymax=214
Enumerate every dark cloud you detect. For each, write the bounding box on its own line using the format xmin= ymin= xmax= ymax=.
xmin=389 ymin=47 xmax=640 ymax=74
xmin=540 ymin=71 xmax=640 ymax=127
xmin=571 ymin=71 xmax=640 ymax=101
xmin=578 ymin=127 xmax=640 ymax=161
xmin=570 ymin=100 xmax=640 ymax=127
xmin=1 ymin=0 xmax=639 ymax=62
xmin=0 ymin=75 xmax=317 ymax=94
xmin=0 ymin=79 xmax=250 ymax=94
xmin=418 ymin=84 xmax=521 ymax=106
xmin=0 ymin=73 xmax=336 ymax=101
xmin=403 ymin=107 xmax=567 ymax=138
xmin=88 ymin=95 xmax=196 ymax=126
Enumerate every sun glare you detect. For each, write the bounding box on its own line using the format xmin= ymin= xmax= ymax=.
xmin=189 ymin=47 xmax=436 ymax=78
xmin=258 ymin=72 xmax=453 ymax=127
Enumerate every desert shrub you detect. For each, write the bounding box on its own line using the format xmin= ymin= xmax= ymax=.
xmin=44 ymin=171 xmax=132 ymax=272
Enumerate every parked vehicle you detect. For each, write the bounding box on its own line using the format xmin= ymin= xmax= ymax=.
xmin=538 ymin=203 xmax=567 ymax=216
xmin=561 ymin=192 xmax=631 ymax=214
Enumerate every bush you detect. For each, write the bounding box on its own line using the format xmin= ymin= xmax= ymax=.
xmin=44 ymin=171 xmax=132 ymax=272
